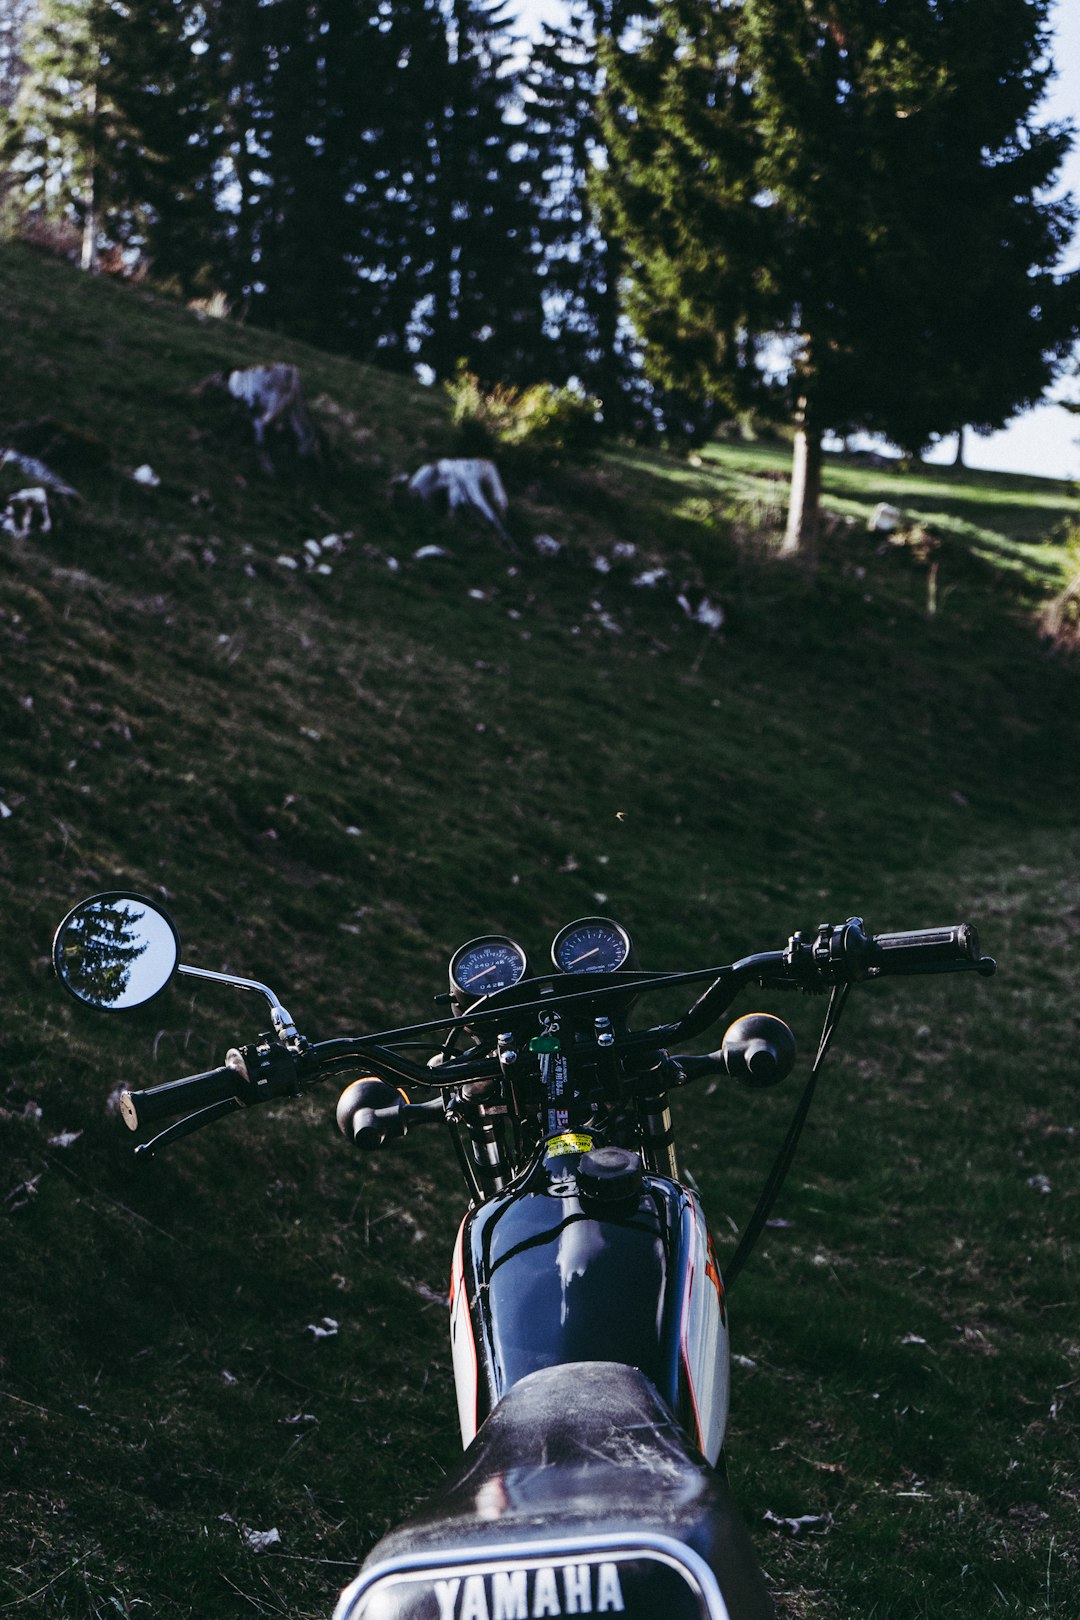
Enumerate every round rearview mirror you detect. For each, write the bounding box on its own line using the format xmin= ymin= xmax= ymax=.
xmin=52 ymin=891 xmax=180 ymax=1011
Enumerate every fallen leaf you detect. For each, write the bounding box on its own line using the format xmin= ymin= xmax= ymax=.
xmin=305 ymin=1317 xmax=339 ymax=1340
xmin=241 ymin=1526 xmax=281 ymax=1555
xmin=48 ymin=1129 xmax=83 ymax=1149
xmin=763 ymin=1510 xmax=834 ymax=1537
xmin=4 ymin=1173 xmax=43 ymax=1212
xmin=409 ymin=1281 xmax=449 ymax=1308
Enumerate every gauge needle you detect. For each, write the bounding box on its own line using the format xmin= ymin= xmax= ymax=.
xmin=464 ymin=964 xmax=503 ymax=984
xmin=567 ymin=947 xmax=601 ymax=965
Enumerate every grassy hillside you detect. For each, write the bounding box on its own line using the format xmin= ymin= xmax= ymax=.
xmin=1 ymin=240 xmax=1077 ymax=1619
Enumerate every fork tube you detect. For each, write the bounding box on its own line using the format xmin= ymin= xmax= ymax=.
xmin=642 ymin=1089 xmax=678 ymax=1178
xmin=466 ymin=1115 xmax=509 ymax=1196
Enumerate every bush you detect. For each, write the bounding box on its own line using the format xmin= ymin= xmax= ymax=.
xmin=4 ymin=207 xmax=82 ymax=262
xmin=445 ymin=365 xmax=601 ymax=466
xmin=187 ymin=291 xmax=233 ymax=321
xmin=1040 ymin=524 xmax=1080 ymax=650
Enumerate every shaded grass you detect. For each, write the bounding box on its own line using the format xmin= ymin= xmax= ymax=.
xmin=0 ymin=242 xmax=1077 ymax=1617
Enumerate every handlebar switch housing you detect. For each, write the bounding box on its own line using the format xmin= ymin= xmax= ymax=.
xmin=238 ymin=1037 xmax=302 ymax=1105
xmin=785 ymin=918 xmax=874 ymax=984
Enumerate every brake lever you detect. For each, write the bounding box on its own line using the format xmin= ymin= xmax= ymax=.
xmin=865 ymin=955 xmax=998 ymax=979
xmin=133 ymin=1098 xmax=242 ymax=1159
xmin=755 ymin=974 xmax=827 ymax=993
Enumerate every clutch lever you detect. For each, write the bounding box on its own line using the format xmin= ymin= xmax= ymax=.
xmin=133 ymin=1098 xmax=242 ymax=1159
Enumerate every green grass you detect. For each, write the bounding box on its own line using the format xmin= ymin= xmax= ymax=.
xmin=0 ymin=240 xmax=1077 ymax=1617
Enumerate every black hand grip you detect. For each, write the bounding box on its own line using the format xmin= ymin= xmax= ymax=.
xmin=871 ymin=923 xmax=982 ymax=976
xmin=120 ymin=1064 xmax=241 ymax=1132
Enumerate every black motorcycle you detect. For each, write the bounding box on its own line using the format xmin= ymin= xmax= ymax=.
xmin=53 ymin=894 xmax=995 ymax=1620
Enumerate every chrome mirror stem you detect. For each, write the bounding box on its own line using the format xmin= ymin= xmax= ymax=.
xmin=177 ymin=963 xmax=301 ymax=1046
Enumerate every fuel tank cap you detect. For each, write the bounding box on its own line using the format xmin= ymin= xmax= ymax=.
xmin=577 ymin=1146 xmax=643 ymax=1204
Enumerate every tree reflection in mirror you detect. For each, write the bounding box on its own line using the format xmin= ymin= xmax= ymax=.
xmin=53 ymin=892 xmax=180 ymax=1010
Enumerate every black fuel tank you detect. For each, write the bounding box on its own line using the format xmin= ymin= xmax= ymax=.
xmin=450 ymin=1140 xmax=729 ymax=1463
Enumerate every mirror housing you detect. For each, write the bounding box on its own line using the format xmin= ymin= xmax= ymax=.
xmin=337 ymin=1078 xmax=408 ymax=1149
xmin=721 ymin=1013 xmax=796 ymax=1088
xmin=53 ymin=892 xmax=180 ymax=1011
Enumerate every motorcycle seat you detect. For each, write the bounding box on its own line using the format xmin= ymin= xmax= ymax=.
xmin=336 ymin=1360 xmax=774 ymax=1619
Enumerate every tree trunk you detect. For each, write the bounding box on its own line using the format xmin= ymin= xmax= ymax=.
xmin=81 ymin=79 xmax=99 ymax=274
xmin=80 ymin=195 xmax=98 ymax=273
xmin=595 ymin=231 xmax=626 ymax=433
xmin=428 ymin=59 xmax=457 ymax=380
xmin=952 ymin=426 xmax=966 ymax=468
xmin=780 ymin=401 xmax=822 ymax=558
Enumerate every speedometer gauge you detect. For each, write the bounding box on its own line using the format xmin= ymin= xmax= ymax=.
xmin=449 ymin=935 xmax=529 ymax=1005
xmin=551 ymin=917 xmax=634 ymax=974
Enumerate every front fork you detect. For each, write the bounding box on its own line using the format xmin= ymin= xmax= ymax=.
xmin=450 ymin=1026 xmax=679 ymax=1199
xmin=641 ymin=1088 xmax=678 ymax=1179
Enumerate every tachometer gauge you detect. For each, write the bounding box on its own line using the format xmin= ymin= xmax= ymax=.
xmin=449 ymin=935 xmax=529 ymax=1006
xmin=551 ymin=916 xmax=634 ymax=974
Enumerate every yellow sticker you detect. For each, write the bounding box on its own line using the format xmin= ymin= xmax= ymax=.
xmin=546 ymin=1132 xmax=594 ymax=1158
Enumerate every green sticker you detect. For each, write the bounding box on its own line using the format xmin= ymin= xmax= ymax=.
xmin=529 ymin=1034 xmax=561 ymax=1054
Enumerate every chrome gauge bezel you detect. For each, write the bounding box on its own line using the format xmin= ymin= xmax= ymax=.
xmin=550 ymin=916 xmax=633 ymax=975
xmin=449 ymin=934 xmax=529 ymax=1006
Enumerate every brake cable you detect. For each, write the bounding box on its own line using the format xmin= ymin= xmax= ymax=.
xmin=722 ymin=983 xmax=850 ymax=1293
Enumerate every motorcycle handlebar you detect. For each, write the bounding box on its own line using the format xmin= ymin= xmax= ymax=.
xmin=115 ymin=917 xmax=994 ymax=1136
xmin=120 ymin=1062 xmax=242 ymax=1132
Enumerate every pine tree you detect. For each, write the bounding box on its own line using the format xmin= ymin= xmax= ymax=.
xmin=207 ymin=0 xmax=450 ymax=360
xmin=596 ymin=0 xmax=1080 ymax=552
xmin=229 ymin=0 xmax=353 ymax=344
xmin=0 ymin=0 xmax=33 ymax=226
xmin=421 ymin=0 xmax=548 ymax=386
xmin=96 ymin=0 xmax=224 ymax=291
xmin=0 ymin=0 xmax=33 ymax=112
xmin=526 ymin=0 xmax=640 ymax=429
xmin=3 ymin=0 xmax=110 ymax=268
xmin=3 ymin=0 xmax=224 ymax=288
xmin=339 ymin=0 xmax=452 ymax=367
xmin=200 ymin=0 xmax=264 ymax=300
xmin=595 ymin=0 xmax=768 ymax=431
xmin=56 ymin=897 xmax=153 ymax=1008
